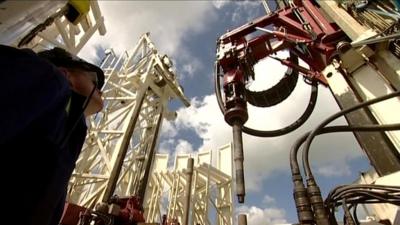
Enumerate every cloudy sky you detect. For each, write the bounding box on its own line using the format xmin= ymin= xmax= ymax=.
xmin=80 ymin=1 xmax=372 ymax=224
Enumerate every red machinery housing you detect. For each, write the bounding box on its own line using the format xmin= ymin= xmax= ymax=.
xmin=215 ymin=0 xmax=346 ymax=203
xmin=60 ymin=196 xmax=145 ymax=225
xmin=217 ymin=0 xmax=345 ymax=87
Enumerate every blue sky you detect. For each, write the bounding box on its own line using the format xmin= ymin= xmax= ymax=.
xmin=80 ymin=1 xmax=372 ymax=224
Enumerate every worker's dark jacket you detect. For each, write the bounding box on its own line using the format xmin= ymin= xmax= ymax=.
xmin=0 ymin=45 xmax=87 ymax=225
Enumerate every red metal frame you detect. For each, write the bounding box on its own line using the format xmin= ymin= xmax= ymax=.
xmin=60 ymin=196 xmax=145 ymax=225
xmin=217 ymin=1 xmax=345 ymax=85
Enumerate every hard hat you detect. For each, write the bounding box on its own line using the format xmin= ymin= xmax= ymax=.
xmin=38 ymin=47 xmax=105 ymax=89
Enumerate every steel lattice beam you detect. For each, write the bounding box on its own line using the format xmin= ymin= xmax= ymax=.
xmin=143 ymin=145 xmax=233 ymax=225
xmin=67 ymin=33 xmax=189 ymax=208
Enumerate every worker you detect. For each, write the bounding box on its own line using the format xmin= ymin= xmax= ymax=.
xmin=0 ymin=45 xmax=104 ymax=225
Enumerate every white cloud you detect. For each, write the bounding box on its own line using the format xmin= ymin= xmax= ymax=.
xmin=160 ymin=120 xmax=178 ymax=139
xmin=158 ymin=138 xmax=194 ymax=158
xmin=175 ymin=139 xmax=194 ymax=154
xmin=79 ymin=1 xmax=217 ymax=80
xmin=171 ymin=56 xmax=363 ymax=192
xmin=212 ymin=0 xmax=230 ymax=9
xmin=262 ymin=195 xmax=276 ymax=205
xmin=181 ymin=58 xmax=202 ymax=78
xmin=159 ymin=138 xmax=175 ymax=154
xmin=79 ymin=0 xmax=365 ymax=201
xmin=230 ymin=1 xmax=263 ymax=23
xmin=236 ymin=205 xmax=288 ymax=225
xmin=174 ymin=95 xmax=231 ymax=151
xmin=316 ymin=162 xmax=352 ymax=177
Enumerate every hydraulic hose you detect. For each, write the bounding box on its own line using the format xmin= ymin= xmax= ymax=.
xmin=325 ymin=184 xmax=400 ymax=224
xmin=302 ymin=90 xmax=400 ymax=180
xmin=290 ymin=123 xmax=400 ymax=225
xmin=290 ymin=123 xmax=400 ymax=176
xmin=245 ymin=52 xmax=299 ymax=107
xmin=297 ymin=90 xmax=400 ymax=225
xmin=214 ymin=61 xmax=318 ymax=138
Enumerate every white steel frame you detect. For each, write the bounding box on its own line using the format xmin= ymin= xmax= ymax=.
xmin=1 ymin=1 xmax=106 ymax=54
xmin=143 ymin=145 xmax=233 ymax=225
xmin=67 ymin=33 xmax=189 ymax=208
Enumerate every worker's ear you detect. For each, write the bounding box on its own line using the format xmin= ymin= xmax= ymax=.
xmin=58 ymin=67 xmax=69 ymax=77
xmin=57 ymin=67 xmax=73 ymax=86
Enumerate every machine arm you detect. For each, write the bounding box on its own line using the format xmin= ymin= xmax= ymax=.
xmin=215 ymin=0 xmax=346 ymax=204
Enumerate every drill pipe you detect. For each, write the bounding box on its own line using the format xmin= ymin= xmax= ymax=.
xmin=233 ymin=120 xmax=245 ymax=203
xmin=238 ymin=214 xmax=248 ymax=225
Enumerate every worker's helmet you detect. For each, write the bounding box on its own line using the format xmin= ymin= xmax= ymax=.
xmin=38 ymin=47 xmax=105 ymax=89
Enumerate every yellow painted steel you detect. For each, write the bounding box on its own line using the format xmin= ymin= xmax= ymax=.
xmin=67 ymin=0 xmax=90 ymax=24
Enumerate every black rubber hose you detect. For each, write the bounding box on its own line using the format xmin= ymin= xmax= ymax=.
xmin=290 ymin=123 xmax=400 ymax=176
xmin=245 ymin=52 xmax=299 ymax=107
xmin=290 ymin=123 xmax=400 ymax=225
xmin=302 ymin=90 xmax=400 ymax=180
xmin=329 ymin=185 xmax=400 ymax=198
xmin=214 ymin=60 xmax=318 ymax=137
xmin=353 ymin=204 xmax=359 ymax=225
xmin=332 ymin=190 xmax=400 ymax=204
xmin=327 ymin=185 xmax=400 ymax=203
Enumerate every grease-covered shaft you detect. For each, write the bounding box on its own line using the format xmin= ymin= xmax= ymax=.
xmin=238 ymin=214 xmax=247 ymax=225
xmin=221 ymin=68 xmax=248 ymax=204
xmin=233 ymin=121 xmax=245 ymax=203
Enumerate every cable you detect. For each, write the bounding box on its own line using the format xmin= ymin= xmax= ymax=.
xmin=290 ymin=123 xmax=400 ymax=224
xmin=245 ymin=52 xmax=299 ymax=108
xmin=327 ymin=185 xmax=400 ymax=203
xmin=302 ymin=90 xmax=400 ymax=179
xmin=343 ymin=198 xmax=356 ymax=225
xmin=325 ymin=185 xmax=400 ymax=224
xmin=328 ymin=184 xmax=400 ymax=197
xmin=290 ymin=123 xmax=400 ymax=176
xmin=298 ymin=91 xmax=400 ymax=224
xmin=352 ymin=204 xmax=359 ymax=225
xmin=60 ymin=85 xmax=97 ymax=147
xmin=214 ymin=60 xmax=319 ymax=137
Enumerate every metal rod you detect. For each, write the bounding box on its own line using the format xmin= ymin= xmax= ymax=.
xmin=351 ymin=32 xmax=400 ymax=47
xmin=137 ymin=109 xmax=164 ymax=205
xmin=255 ymin=26 xmax=274 ymax=34
xmin=102 ymin=88 xmax=147 ymax=203
xmin=233 ymin=121 xmax=245 ymax=203
xmin=367 ymin=8 xmax=400 ymax=20
xmin=238 ymin=214 xmax=247 ymax=225
xmin=262 ymin=0 xmax=271 ymax=14
xmin=182 ymin=158 xmax=194 ymax=225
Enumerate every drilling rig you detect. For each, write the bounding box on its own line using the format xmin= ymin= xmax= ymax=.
xmin=1 ymin=2 xmax=234 ymax=225
xmin=2 ymin=1 xmax=400 ymax=225
xmin=215 ymin=0 xmax=400 ymax=224
xmin=63 ymin=33 xmax=192 ymax=225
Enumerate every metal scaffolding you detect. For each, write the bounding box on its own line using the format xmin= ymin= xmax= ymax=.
xmin=143 ymin=144 xmax=233 ymax=225
xmin=67 ymin=33 xmax=190 ymax=208
xmin=0 ymin=1 xmax=106 ymax=54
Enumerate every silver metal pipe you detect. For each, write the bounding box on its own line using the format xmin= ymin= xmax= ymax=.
xmin=233 ymin=121 xmax=245 ymax=203
xmin=182 ymin=158 xmax=194 ymax=225
xmin=351 ymin=32 xmax=400 ymax=47
xmin=262 ymin=0 xmax=271 ymax=14
xmin=102 ymin=89 xmax=147 ymax=203
xmin=238 ymin=214 xmax=247 ymax=225
xmin=255 ymin=26 xmax=274 ymax=34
